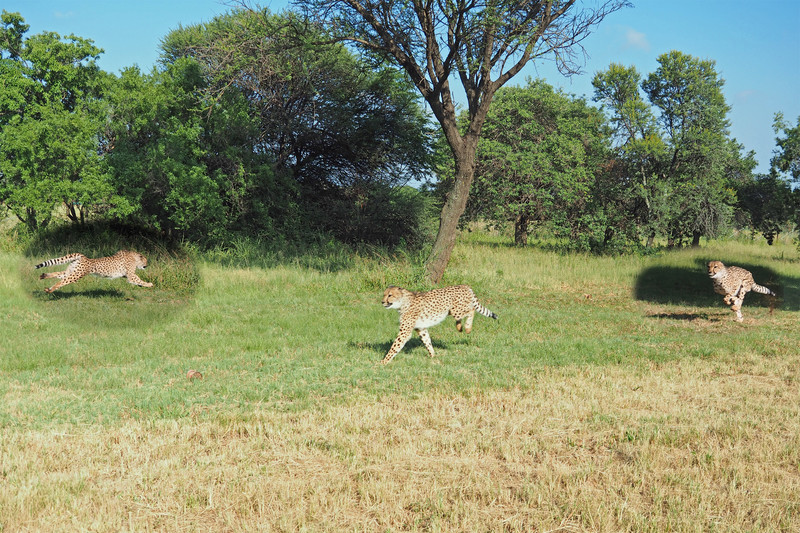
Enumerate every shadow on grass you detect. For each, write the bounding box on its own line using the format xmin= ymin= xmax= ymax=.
xmin=33 ymin=288 xmax=126 ymax=300
xmin=352 ymin=338 xmax=455 ymax=359
xmin=647 ymin=312 xmax=721 ymax=321
xmin=634 ymin=256 xmax=798 ymax=311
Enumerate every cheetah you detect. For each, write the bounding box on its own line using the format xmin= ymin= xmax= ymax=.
xmin=707 ymin=260 xmax=774 ymax=322
xmin=35 ymin=250 xmax=153 ymax=293
xmin=381 ymin=284 xmax=497 ymax=364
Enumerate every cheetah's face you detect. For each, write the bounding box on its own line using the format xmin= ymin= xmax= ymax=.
xmin=382 ymin=286 xmax=406 ymax=309
xmin=707 ymin=260 xmax=725 ymax=279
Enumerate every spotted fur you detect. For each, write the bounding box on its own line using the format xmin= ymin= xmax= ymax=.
xmin=707 ymin=260 xmax=774 ymax=322
xmin=381 ymin=284 xmax=497 ymax=364
xmin=35 ymin=250 xmax=153 ymax=293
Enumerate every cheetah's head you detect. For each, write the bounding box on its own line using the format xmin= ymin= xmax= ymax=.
xmin=134 ymin=252 xmax=148 ymax=269
xmin=382 ymin=286 xmax=409 ymax=310
xmin=707 ymin=260 xmax=725 ymax=278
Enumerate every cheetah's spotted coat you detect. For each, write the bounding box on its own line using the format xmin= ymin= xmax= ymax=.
xmin=35 ymin=250 xmax=153 ymax=293
xmin=381 ymin=284 xmax=497 ymax=364
xmin=707 ymin=260 xmax=774 ymax=322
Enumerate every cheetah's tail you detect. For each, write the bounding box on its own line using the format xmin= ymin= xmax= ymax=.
xmin=751 ymin=283 xmax=775 ymax=297
xmin=34 ymin=253 xmax=83 ymax=269
xmin=473 ymin=299 xmax=498 ymax=320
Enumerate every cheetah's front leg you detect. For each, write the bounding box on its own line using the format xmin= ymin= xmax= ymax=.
xmin=127 ymin=273 xmax=154 ymax=288
xmin=382 ymin=329 xmax=412 ymax=364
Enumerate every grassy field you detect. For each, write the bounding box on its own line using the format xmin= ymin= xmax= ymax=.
xmin=1 ymin=231 xmax=798 ymax=531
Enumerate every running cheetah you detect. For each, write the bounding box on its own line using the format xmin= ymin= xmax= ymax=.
xmin=707 ymin=260 xmax=774 ymax=321
xmin=381 ymin=284 xmax=497 ymax=364
xmin=35 ymin=250 xmax=153 ymax=293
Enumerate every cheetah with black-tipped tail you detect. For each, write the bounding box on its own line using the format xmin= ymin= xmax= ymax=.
xmin=707 ymin=260 xmax=774 ymax=321
xmin=35 ymin=250 xmax=153 ymax=293
xmin=381 ymin=284 xmax=497 ymax=364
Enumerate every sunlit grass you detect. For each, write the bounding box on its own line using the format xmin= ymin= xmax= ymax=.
xmin=1 ymin=232 xmax=798 ymax=531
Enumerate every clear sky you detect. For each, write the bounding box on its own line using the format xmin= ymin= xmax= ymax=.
xmin=4 ymin=0 xmax=799 ymax=174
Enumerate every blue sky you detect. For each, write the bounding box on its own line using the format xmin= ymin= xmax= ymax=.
xmin=4 ymin=1 xmax=799 ymax=174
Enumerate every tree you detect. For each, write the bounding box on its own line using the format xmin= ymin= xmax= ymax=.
xmin=0 ymin=102 xmax=131 ymax=231
xmin=592 ymin=63 xmax=667 ymax=247
xmin=0 ymin=12 xmax=121 ymax=232
xmin=465 ymin=79 xmax=610 ymax=247
xmin=769 ymin=113 xmax=800 ymax=240
xmin=104 ymin=59 xmax=289 ymax=242
xmin=772 ymin=113 xmax=800 ymax=184
xmin=642 ymin=51 xmax=752 ymax=247
xmin=160 ymin=8 xmax=433 ymax=245
xmin=737 ymin=174 xmax=793 ymax=244
xmin=299 ymin=0 xmax=630 ymax=282
xmin=594 ymin=52 xmax=755 ymax=248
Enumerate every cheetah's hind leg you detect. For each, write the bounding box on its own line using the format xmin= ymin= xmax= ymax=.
xmin=418 ymin=328 xmax=436 ymax=357
xmin=44 ymin=278 xmax=73 ymax=293
xmin=730 ymin=299 xmax=744 ymax=322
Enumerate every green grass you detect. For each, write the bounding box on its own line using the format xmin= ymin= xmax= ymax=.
xmin=1 ymin=231 xmax=798 ymax=531
xmin=2 ymin=234 xmax=797 ymax=425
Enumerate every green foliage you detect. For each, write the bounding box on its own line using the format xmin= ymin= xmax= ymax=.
xmin=445 ymin=79 xmax=614 ymax=250
xmin=736 ymin=174 xmax=794 ymax=244
xmin=768 ymin=114 xmax=800 ymax=244
xmin=3 ymin=8 xmax=795 ymax=260
xmin=437 ymin=80 xmax=620 ymax=250
xmin=159 ymin=8 xmax=434 ymax=245
xmin=0 ymin=12 xmax=118 ymax=233
xmin=1 ymin=10 xmax=434 ymax=251
xmin=0 ymin=10 xmax=28 ymax=59
xmin=643 ymin=51 xmax=752 ymax=245
xmin=104 ymin=60 xmax=275 ymax=242
xmin=593 ymin=51 xmax=756 ymax=248
xmin=592 ymin=63 xmax=657 ymax=144
xmin=772 ymin=113 xmax=800 ymax=183
xmin=299 ymin=0 xmax=631 ymax=282
xmin=0 ymin=102 xmax=131 ymax=229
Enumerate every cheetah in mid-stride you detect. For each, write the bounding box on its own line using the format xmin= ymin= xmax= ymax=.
xmin=35 ymin=250 xmax=153 ymax=293
xmin=381 ymin=284 xmax=497 ymax=364
xmin=707 ymin=260 xmax=775 ymax=322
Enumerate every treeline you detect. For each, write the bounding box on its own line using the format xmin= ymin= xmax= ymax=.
xmin=438 ymin=63 xmax=800 ymax=252
xmin=1 ymin=8 xmax=798 ymax=253
xmin=0 ymin=9 xmax=434 ymax=248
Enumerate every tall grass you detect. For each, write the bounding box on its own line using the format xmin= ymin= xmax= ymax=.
xmin=1 ymin=230 xmax=798 ymax=531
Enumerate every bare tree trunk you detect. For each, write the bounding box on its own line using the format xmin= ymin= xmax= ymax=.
xmin=514 ymin=212 xmax=530 ymax=247
xmin=425 ymin=143 xmax=476 ymax=284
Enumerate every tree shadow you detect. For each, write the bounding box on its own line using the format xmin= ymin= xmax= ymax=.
xmin=634 ymin=257 xmax=798 ymax=311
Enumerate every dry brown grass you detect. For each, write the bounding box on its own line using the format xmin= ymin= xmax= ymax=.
xmin=2 ymin=352 xmax=798 ymax=532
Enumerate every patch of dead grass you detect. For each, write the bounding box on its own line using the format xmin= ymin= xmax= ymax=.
xmin=2 ymin=353 xmax=798 ymax=532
